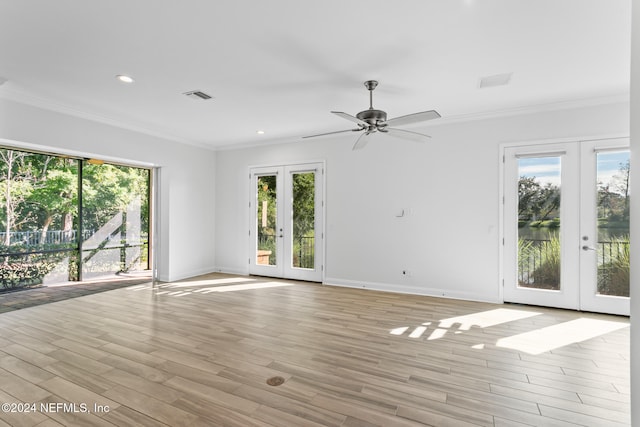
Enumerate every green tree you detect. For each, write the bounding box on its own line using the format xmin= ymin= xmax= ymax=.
xmin=0 ymin=149 xmax=33 ymax=245
xmin=82 ymin=163 xmax=149 ymax=233
xmin=27 ymin=157 xmax=78 ymax=243
xmin=518 ymin=176 xmax=560 ymax=222
xmin=292 ymin=172 xmax=315 ymax=239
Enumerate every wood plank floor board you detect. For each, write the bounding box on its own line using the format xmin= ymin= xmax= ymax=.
xmin=561 ymin=366 xmax=630 ymax=385
xmin=155 ymin=360 xmax=240 ymax=393
xmin=395 ymin=404 xmax=489 ymax=427
xmin=169 ymin=395 xmax=274 ymax=427
xmin=409 ymin=372 xmax=545 ymax=416
xmin=232 ymin=384 xmax=346 ymax=427
xmin=34 ymin=395 xmax=113 ymax=427
xmin=163 ymin=376 xmax=260 ymax=415
xmin=99 ymin=405 xmax=171 ymax=427
xmin=97 ymin=354 xmax=171 ymax=383
xmin=489 ymin=382 xmax=582 ymax=405
xmin=309 ymin=393 xmax=425 ymax=427
xmin=44 ymin=350 xmax=113 ymax=376
xmin=539 ymin=404 xmax=630 ymax=427
xmin=266 ymin=360 xmax=365 ymax=393
xmin=102 ymin=384 xmax=198 ymax=427
xmin=2 ymin=334 xmax=59 ymax=355
xmin=527 ymin=373 xmax=625 ymax=400
xmin=0 ymin=273 xmax=630 ymax=426
xmin=100 ymin=368 xmax=184 ymax=404
xmin=408 ymin=370 xmax=492 ymax=393
xmin=1 ymin=344 xmax=57 ymax=369
xmin=493 ymin=415 xmax=582 ymax=427
xmin=251 ymin=404 xmax=331 ymax=427
xmin=288 ymin=376 xmax=398 ymax=415
xmin=0 ymin=355 xmax=56 ymax=385
xmin=0 ymin=367 xmax=52 ymax=402
xmin=449 ymin=364 xmax=529 ymax=386
xmin=37 ymin=377 xmax=120 ymax=413
xmin=577 ymin=393 xmax=630 ymax=414
xmin=41 ymin=362 xmax=117 ymax=396
xmin=444 ymin=393 xmax=543 ymax=424
xmin=0 ymin=389 xmax=49 ymax=427
xmin=361 ymin=384 xmax=496 ymax=426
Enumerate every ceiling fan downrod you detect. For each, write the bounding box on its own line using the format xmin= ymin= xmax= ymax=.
xmin=356 ymin=80 xmax=386 ymax=127
xmin=364 ymin=80 xmax=378 ymax=109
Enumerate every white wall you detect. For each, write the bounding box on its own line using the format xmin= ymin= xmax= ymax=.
xmin=629 ymin=0 xmax=639 ymax=422
xmin=215 ymin=102 xmax=628 ymax=302
xmin=0 ymin=98 xmax=216 ymax=282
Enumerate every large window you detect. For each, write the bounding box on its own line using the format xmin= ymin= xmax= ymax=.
xmin=0 ymin=147 xmax=151 ymax=291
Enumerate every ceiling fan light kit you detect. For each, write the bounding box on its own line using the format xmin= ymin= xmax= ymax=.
xmin=303 ymin=80 xmax=441 ymax=150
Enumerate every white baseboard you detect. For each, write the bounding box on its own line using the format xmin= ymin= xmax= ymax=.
xmin=161 ymin=266 xmax=220 ymax=283
xmin=213 ymin=266 xmax=250 ymax=276
xmin=322 ymin=277 xmax=501 ymax=304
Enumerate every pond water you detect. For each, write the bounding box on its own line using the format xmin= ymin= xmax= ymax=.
xmin=519 ymin=226 xmax=629 ymax=242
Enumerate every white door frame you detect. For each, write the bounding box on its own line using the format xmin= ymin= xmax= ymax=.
xmin=501 ymin=137 xmax=630 ymax=315
xmin=503 ymin=142 xmax=581 ymax=310
xmin=579 ymin=138 xmax=630 ymax=315
xmin=248 ymin=161 xmax=325 ymax=282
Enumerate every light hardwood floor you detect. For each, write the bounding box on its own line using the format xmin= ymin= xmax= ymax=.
xmin=0 ymin=273 xmax=630 ymax=426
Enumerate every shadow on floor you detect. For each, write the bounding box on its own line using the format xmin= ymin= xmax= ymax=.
xmin=0 ymin=275 xmax=152 ymax=313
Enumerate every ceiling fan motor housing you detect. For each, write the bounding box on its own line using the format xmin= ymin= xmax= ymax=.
xmin=356 ymin=109 xmax=387 ymax=126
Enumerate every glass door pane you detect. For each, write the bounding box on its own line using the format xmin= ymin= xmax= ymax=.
xmin=595 ymin=151 xmax=630 ymax=297
xmin=0 ymin=149 xmax=79 ymax=289
xmin=257 ymin=175 xmax=278 ymax=266
xmin=517 ymin=156 xmax=561 ymax=290
xmin=291 ymin=172 xmax=315 ymax=269
xmin=81 ymin=161 xmax=150 ymax=280
xmin=579 ymin=140 xmax=629 ymax=315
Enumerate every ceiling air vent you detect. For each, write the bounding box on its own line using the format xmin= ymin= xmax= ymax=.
xmin=479 ymin=73 xmax=512 ymax=89
xmin=183 ymin=90 xmax=213 ymax=100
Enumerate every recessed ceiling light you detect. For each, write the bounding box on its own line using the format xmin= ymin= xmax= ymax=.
xmin=116 ymin=74 xmax=135 ymax=83
xmin=256 ymin=130 xmax=265 ymax=135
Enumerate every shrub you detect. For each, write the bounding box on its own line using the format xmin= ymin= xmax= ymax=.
xmin=0 ymin=261 xmax=56 ymax=291
xmin=598 ymin=235 xmax=630 ymax=297
xmin=531 ymin=234 xmax=561 ymax=289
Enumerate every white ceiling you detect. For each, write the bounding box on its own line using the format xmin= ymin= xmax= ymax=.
xmin=0 ymin=0 xmax=631 ymax=150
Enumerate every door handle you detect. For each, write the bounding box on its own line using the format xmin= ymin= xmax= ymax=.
xmin=582 ymin=245 xmax=597 ymax=251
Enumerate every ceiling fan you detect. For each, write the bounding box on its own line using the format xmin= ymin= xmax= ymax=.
xmin=303 ymin=80 xmax=441 ymax=150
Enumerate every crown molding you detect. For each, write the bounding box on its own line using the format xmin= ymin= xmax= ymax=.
xmin=0 ymin=84 xmax=217 ymax=152
xmin=432 ymin=93 xmax=630 ymax=127
xmin=2 ymin=82 xmax=628 ymax=153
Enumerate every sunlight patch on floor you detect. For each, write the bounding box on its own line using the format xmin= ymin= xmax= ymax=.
xmin=496 ymin=318 xmax=629 ymax=355
xmin=162 ymin=277 xmax=257 ymax=289
xmin=127 ymin=278 xmax=292 ymax=296
xmin=389 ymin=308 xmax=541 ymax=340
xmin=199 ymin=281 xmax=293 ymax=293
xmin=438 ymin=308 xmax=542 ymax=331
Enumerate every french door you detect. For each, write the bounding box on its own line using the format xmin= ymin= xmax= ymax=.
xmin=249 ymin=163 xmax=324 ymax=282
xmin=503 ymin=139 xmax=630 ymax=315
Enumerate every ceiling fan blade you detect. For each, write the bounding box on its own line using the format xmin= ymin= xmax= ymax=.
xmin=331 ymin=111 xmax=368 ymax=126
xmin=383 ymin=127 xmax=431 ymax=143
xmin=352 ymin=131 xmax=372 ymax=150
xmin=382 ymin=110 xmax=441 ymax=127
xmin=302 ymin=128 xmax=363 ymax=139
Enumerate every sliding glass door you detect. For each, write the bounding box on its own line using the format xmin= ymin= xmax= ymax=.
xmin=80 ymin=160 xmax=150 ymax=280
xmin=0 ymin=146 xmax=151 ymax=290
